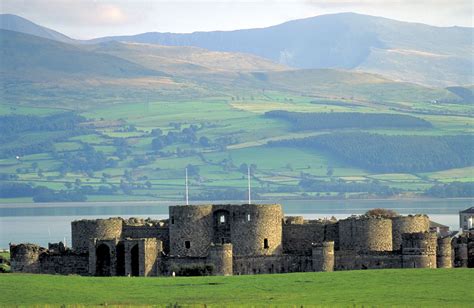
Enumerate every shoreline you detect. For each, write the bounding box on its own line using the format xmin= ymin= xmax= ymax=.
xmin=0 ymin=197 xmax=472 ymax=209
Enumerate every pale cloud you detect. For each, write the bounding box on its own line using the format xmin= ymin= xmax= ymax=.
xmin=0 ymin=0 xmax=471 ymax=39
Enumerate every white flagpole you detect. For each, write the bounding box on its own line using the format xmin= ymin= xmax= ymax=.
xmin=185 ymin=167 xmax=189 ymax=205
xmin=248 ymin=165 xmax=251 ymax=205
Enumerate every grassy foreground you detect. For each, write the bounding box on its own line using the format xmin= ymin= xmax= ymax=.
xmin=0 ymin=269 xmax=473 ymax=307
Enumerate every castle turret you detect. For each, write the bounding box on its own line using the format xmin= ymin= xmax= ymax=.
xmin=312 ymin=241 xmax=334 ymax=272
xmin=436 ymin=237 xmax=452 ymax=268
xmin=339 ymin=216 xmax=392 ymax=252
xmin=402 ymin=232 xmax=437 ymax=268
xmin=208 ymin=243 xmax=233 ymax=276
xmin=391 ymin=215 xmax=430 ymax=251
xmin=9 ymin=243 xmax=42 ymax=273
xmin=169 ymin=205 xmax=213 ymax=257
xmin=453 ymin=237 xmax=469 ymax=268
xmin=72 ymin=218 xmax=123 ymax=253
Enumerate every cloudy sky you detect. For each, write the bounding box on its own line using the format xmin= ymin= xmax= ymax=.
xmin=1 ymin=0 xmax=472 ymax=39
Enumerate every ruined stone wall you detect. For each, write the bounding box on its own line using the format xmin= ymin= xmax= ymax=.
xmin=163 ymin=256 xmax=208 ymax=276
xmin=72 ymin=218 xmax=123 ymax=253
xmin=339 ymin=217 xmax=392 ymax=252
xmin=282 ymin=223 xmax=325 ymax=255
xmin=284 ymin=216 xmax=305 ymax=225
xmin=39 ymin=252 xmax=89 ymax=275
xmin=143 ymin=238 xmax=162 ymax=277
xmin=169 ymin=205 xmax=213 ymax=257
xmin=335 ymin=251 xmax=402 ymax=270
xmin=452 ymin=234 xmax=471 ymax=268
xmin=208 ymin=243 xmax=233 ymax=275
xmin=89 ymin=239 xmax=119 ymax=276
xmin=229 ymin=204 xmax=283 ymax=256
xmin=10 ymin=243 xmax=88 ymax=275
xmin=233 ymin=254 xmax=313 ymax=275
xmin=402 ymin=232 xmax=437 ymax=268
xmin=391 ymin=215 xmax=430 ymax=251
xmin=9 ymin=243 xmax=43 ymax=273
xmin=312 ymin=241 xmax=334 ymax=272
xmin=436 ymin=237 xmax=452 ymax=268
xmin=122 ymin=225 xmax=170 ymax=254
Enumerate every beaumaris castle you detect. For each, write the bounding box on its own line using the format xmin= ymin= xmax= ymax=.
xmin=9 ymin=204 xmax=474 ymax=276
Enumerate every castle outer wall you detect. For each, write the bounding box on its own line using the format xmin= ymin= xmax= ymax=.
xmin=10 ymin=204 xmax=474 ymax=276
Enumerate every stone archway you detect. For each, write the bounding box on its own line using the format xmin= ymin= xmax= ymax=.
xmin=96 ymin=244 xmax=111 ymax=276
xmin=116 ymin=242 xmax=125 ymax=276
xmin=131 ymin=244 xmax=140 ymax=277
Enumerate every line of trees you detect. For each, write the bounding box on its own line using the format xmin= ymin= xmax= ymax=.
xmin=299 ymin=179 xmax=400 ymax=196
xmin=270 ymin=133 xmax=474 ymax=173
xmin=265 ymin=111 xmax=432 ymax=130
xmin=0 ymin=113 xmax=86 ymax=135
xmin=426 ymin=182 xmax=474 ymax=198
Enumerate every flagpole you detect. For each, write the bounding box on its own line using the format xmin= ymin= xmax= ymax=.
xmin=248 ymin=165 xmax=251 ymax=205
xmin=185 ymin=167 xmax=189 ymax=205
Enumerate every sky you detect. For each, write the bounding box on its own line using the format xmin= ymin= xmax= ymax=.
xmin=1 ymin=0 xmax=472 ymax=39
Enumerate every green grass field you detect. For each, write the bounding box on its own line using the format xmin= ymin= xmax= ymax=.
xmin=0 ymin=269 xmax=472 ymax=307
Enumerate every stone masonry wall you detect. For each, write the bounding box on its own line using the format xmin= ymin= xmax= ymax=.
xmin=391 ymin=215 xmax=430 ymax=251
xmin=169 ymin=205 xmax=213 ymax=257
xmin=339 ymin=217 xmax=392 ymax=252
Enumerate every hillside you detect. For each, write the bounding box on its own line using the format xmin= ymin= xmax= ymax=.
xmin=0 ymin=14 xmax=76 ymax=44
xmin=0 ymin=29 xmax=163 ymax=80
xmin=89 ymin=41 xmax=287 ymax=75
xmin=89 ymin=13 xmax=473 ymax=87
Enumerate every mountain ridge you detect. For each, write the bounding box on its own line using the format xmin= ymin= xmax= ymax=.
xmin=0 ymin=12 xmax=472 ymax=86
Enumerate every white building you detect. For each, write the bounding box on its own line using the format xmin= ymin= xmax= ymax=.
xmin=459 ymin=207 xmax=474 ymax=231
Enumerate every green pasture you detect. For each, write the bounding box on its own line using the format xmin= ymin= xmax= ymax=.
xmin=0 ymin=269 xmax=472 ymax=307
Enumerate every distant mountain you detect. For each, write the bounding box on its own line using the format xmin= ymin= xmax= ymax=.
xmin=88 ymin=41 xmax=287 ymax=76
xmin=0 ymin=29 xmax=164 ymax=80
xmin=89 ymin=13 xmax=473 ymax=87
xmin=0 ymin=14 xmax=76 ymax=44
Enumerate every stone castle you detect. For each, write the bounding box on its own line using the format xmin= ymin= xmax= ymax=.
xmin=9 ymin=204 xmax=474 ymax=276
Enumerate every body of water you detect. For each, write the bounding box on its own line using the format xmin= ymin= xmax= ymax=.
xmin=0 ymin=199 xmax=472 ymax=248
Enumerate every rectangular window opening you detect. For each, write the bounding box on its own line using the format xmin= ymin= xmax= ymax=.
xmin=264 ymin=238 xmax=269 ymax=249
xmin=171 ymin=216 xmax=175 ymax=224
xmin=185 ymin=241 xmax=191 ymax=249
xmin=247 ymin=214 xmax=251 ymax=222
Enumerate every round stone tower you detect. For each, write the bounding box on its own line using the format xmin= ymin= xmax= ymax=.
xmin=230 ymin=204 xmax=283 ymax=256
xmin=402 ymin=232 xmax=437 ymax=268
xmin=208 ymin=243 xmax=233 ymax=275
xmin=312 ymin=241 xmax=334 ymax=272
xmin=436 ymin=236 xmax=452 ymax=268
xmin=339 ymin=216 xmax=392 ymax=252
xmin=9 ymin=243 xmax=42 ymax=273
xmin=71 ymin=218 xmax=123 ymax=253
xmin=392 ymin=215 xmax=430 ymax=251
xmin=169 ymin=205 xmax=213 ymax=257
